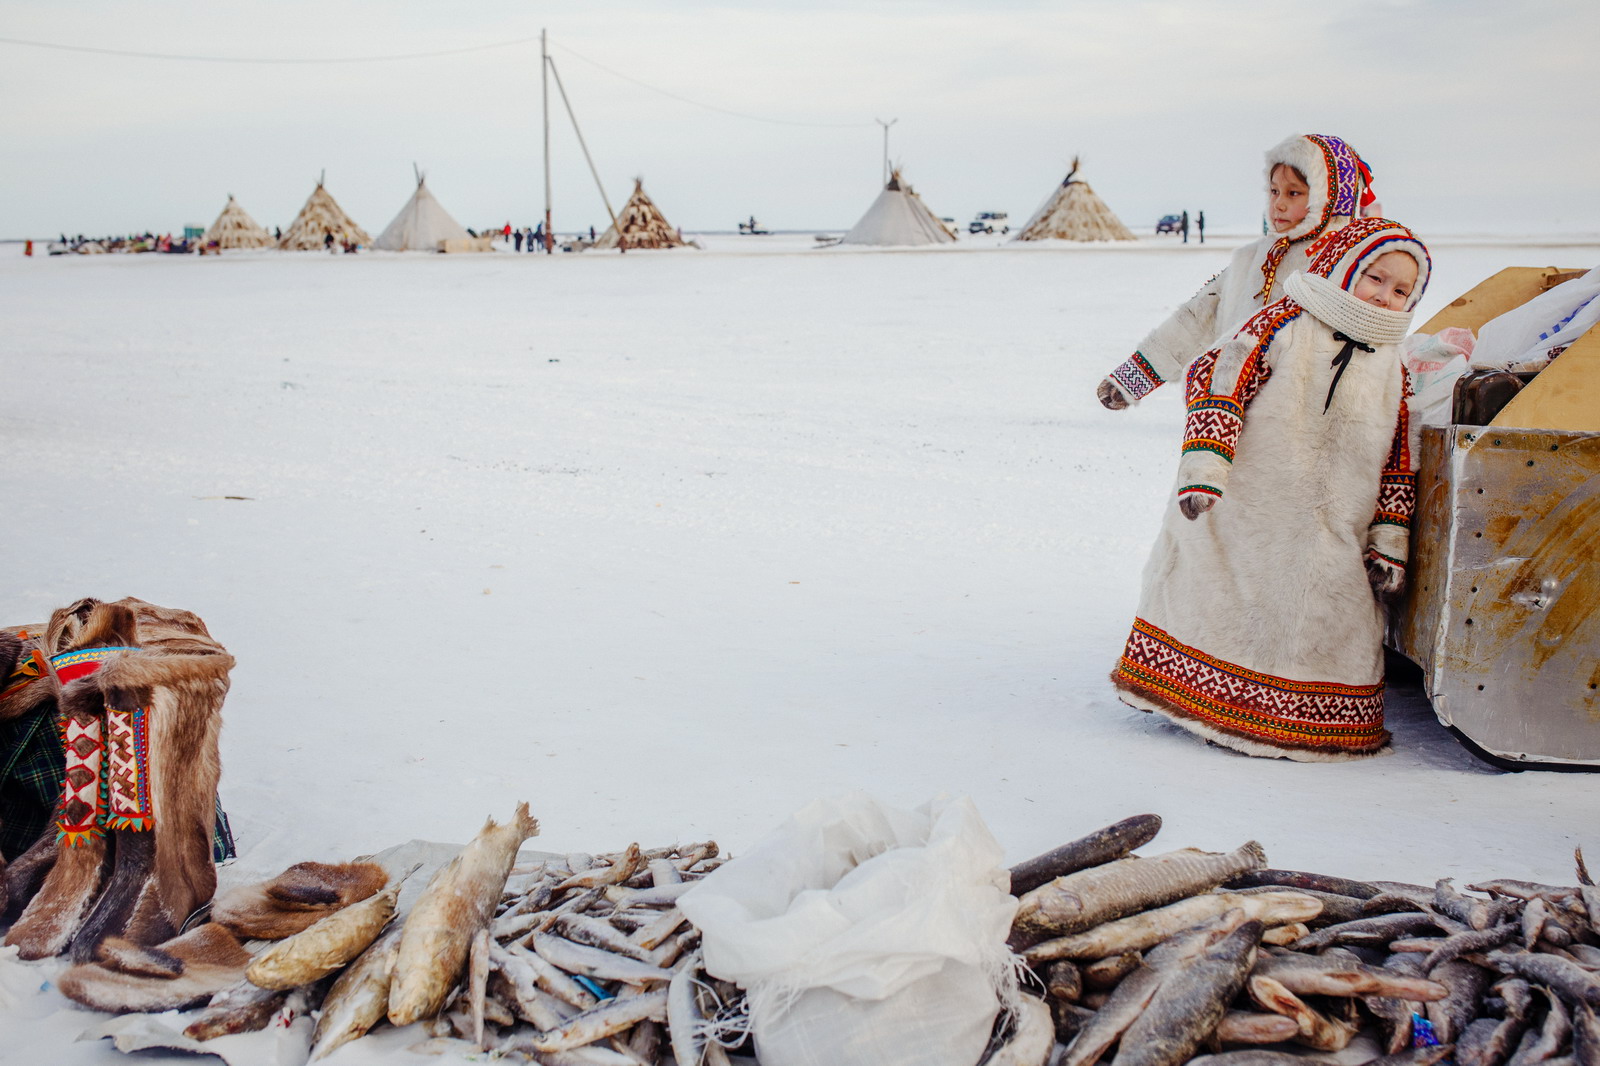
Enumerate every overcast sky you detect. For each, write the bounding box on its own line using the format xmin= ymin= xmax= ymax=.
xmin=4 ymin=0 xmax=1598 ymax=238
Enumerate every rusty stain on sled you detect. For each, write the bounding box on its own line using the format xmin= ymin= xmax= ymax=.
xmin=1390 ymin=266 xmax=1600 ymax=769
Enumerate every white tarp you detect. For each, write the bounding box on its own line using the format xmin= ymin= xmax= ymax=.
xmin=841 ymin=176 xmax=955 ymax=247
xmin=374 ymin=180 xmax=472 ymax=252
xmin=1471 ymin=264 xmax=1600 ymax=368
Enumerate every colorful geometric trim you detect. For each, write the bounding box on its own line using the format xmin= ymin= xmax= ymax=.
xmin=1367 ymin=548 xmax=1406 ymax=570
xmin=1 ymin=646 xmax=47 ymax=702
xmin=53 ymin=696 xmax=155 ymax=844
xmin=1110 ymin=351 xmax=1163 ymax=401
xmin=1178 ymin=484 xmax=1223 ymax=498
xmin=1307 ymin=134 xmax=1361 ymax=220
xmin=102 ymin=704 xmax=154 ymax=832
xmin=1373 ymin=472 xmax=1416 ymax=528
xmin=1114 ymin=617 xmax=1388 ymax=754
xmin=50 ymin=646 xmax=135 ymax=685
xmin=56 ymin=712 xmax=106 ymax=846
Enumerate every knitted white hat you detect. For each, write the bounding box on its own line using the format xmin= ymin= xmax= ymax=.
xmin=1284 ymin=218 xmax=1432 ymax=345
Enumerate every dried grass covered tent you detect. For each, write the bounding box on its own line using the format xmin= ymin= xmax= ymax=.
xmin=592 ymin=179 xmax=688 ymax=251
xmin=373 ymin=174 xmax=476 ymax=252
xmin=1015 ymin=159 xmax=1136 ymax=242
xmin=841 ymin=170 xmax=955 ymax=247
xmin=201 ymin=195 xmax=275 ymax=250
xmin=278 ymin=180 xmax=371 ymax=251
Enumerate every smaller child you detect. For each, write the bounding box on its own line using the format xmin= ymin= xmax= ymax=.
xmin=1111 ymin=218 xmax=1431 ymax=761
xmin=1099 ymin=134 xmax=1377 ymax=410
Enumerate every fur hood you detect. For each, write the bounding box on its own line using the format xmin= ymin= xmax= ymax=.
xmin=1264 ymin=133 xmax=1374 ymax=242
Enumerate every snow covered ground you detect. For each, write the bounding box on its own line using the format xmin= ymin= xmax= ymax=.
xmin=2 ymin=232 xmax=1597 ymax=1063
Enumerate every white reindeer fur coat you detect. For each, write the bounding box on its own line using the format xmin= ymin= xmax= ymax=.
xmin=1105 ymin=134 xmax=1376 ymax=404
xmin=1112 ymin=219 xmax=1430 ymax=761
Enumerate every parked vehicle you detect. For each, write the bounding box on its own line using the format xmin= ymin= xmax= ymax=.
xmin=1156 ymin=214 xmax=1183 ymax=234
xmin=968 ymin=212 xmax=1009 ymax=234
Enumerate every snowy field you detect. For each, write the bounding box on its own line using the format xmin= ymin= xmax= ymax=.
xmin=2 ymin=232 xmax=1597 ymax=1063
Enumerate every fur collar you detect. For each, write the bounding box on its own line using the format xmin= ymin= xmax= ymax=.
xmin=1285 ymin=271 xmax=1413 ymax=345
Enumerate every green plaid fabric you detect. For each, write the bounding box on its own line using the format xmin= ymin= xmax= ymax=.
xmin=0 ymin=704 xmax=235 ymax=863
xmin=0 ymin=705 xmax=62 ymax=861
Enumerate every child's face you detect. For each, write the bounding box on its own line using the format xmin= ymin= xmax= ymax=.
xmin=1351 ymin=251 xmax=1419 ymax=311
xmin=1267 ymin=165 xmax=1310 ymax=233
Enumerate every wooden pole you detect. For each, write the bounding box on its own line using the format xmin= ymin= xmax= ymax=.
xmin=546 ymin=56 xmax=619 ymax=242
xmin=542 ymin=29 xmax=553 ymax=252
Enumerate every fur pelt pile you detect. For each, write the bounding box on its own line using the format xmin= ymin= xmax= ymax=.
xmin=0 ymin=597 xmax=234 ymax=962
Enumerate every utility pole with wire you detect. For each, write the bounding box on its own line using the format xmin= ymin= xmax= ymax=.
xmin=875 ymin=117 xmax=897 ymax=185
xmin=541 ymin=28 xmax=553 ymax=252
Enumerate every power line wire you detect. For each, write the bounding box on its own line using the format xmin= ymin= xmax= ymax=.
xmin=551 ymin=41 xmax=875 ymax=129
xmin=0 ymin=33 xmax=542 ymax=64
xmin=0 ymin=30 xmax=877 ymax=129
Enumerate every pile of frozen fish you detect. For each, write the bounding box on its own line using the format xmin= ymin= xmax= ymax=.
xmin=1000 ymin=813 xmax=1600 ymax=1066
xmin=174 ymin=802 xmax=739 ymax=1063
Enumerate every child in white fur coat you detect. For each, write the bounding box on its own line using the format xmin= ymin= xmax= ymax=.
xmin=1111 ymin=218 xmax=1430 ymax=761
xmin=1098 ymin=133 xmax=1378 ymax=409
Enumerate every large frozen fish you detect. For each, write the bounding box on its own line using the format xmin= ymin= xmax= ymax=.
xmin=246 ymin=874 xmax=402 ymax=990
xmin=1013 ymin=842 xmax=1267 ymax=947
xmin=1110 ymin=920 xmax=1263 ymax=1066
xmin=1247 ymin=974 xmax=1358 ymax=1051
xmin=1025 ymin=890 xmax=1319 ymax=963
xmin=388 ymin=802 xmax=540 ymax=1025
xmin=1252 ymin=952 xmax=1448 ymax=1000
xmin=310 ymin=923 xmax=402 ymax=1061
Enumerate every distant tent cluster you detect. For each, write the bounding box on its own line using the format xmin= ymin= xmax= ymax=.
xmin=199 ymin=174 xmax=487 ymax=254
xmin=836 ymin=157 xmax=1135 ymax=248
xmin=197 ymin=155 xmax=1136 ymax=256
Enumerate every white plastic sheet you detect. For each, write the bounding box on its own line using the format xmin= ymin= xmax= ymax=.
xmin=1471 ymin=265 xmax=1600 ymax=369
xmin=678 ymin=792 xmax=1019 ymax=1066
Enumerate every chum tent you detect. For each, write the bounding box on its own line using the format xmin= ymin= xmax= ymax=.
xmin=592 ymin=179 xmax=688 ymax=250
xmin=278 ymin=180 xmax=371 ymax=250
xmin=373 ymin=174 xmax=475 ymax=252
xmin=1015 ymin=158 xmax=1137 ymax=242
xmin=201 ymin=195 xmax=275 ymax=249
xmin=840 ymin=170 xmax=955 ymax=247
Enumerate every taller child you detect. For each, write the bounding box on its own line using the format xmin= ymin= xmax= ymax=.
xmin=1097 ymin=134 xmax=1377 ymax=409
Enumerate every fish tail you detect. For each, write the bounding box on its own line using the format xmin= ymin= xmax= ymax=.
xmin=1237 ymin=840 xmax=1268 ymax=869
xmin=513 ymin=801 xmax=541 ymax=841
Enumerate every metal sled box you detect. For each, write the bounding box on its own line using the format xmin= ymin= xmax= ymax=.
xmin=1392 ymin=424 xmax=1600 ymax=767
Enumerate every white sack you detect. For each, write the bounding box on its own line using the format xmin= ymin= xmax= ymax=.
xmin=678 ymin=792 xmax=1019 ymax=1066
xmin=1402 ymin=327 xmax=1475 ymax=426
xmin=1471 ymin=265 xmax=1600 ymax=369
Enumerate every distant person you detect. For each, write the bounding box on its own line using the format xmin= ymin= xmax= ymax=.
xmin=589 ymin=225 xmax=596 ymax=241
xmin=274 ymin=226 xmax=282 ymax=240
xmin=324 ymin=231 xmax=335 ymax=253
xmin=1197 ymin=210 xmax=1206 ymax=244
xmin=523 ymin=226 xmax=534 ymax=252
xmin=502 ymin=222 xmax=513 ymax=243
xmin=533 ymin=222 xmax=544 ymax=249
xmin=1181 ymin=209 xmax=1190 ymax=244
xmin=513 ymin=228 xmax=524 ymax=252
xmin=1096 ymin=134 xmax=1378 ymax=410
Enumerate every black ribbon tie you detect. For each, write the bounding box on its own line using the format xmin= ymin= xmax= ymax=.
xmin=1325 ymin=331 xmax=1376 ymax=413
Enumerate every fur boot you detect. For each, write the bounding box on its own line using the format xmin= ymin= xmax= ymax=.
xmin=56 ymin=921 xmax=252 ymax=1013
xmin=2 ymin=598 xmax=233 ymax=960
xmin=211 ymin=860 xmax=389 ymax=940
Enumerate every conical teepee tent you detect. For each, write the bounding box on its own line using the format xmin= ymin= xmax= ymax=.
xmin=592 ymin=179 xmax=688 ymax=250
xmin=202 ymin=195 xmax=275 ymax=249
xmin=278 ymin=180 xmax=371 ymax=250
xmin=374 ymin=173 xmax=473 ymax=252
xmin=1016 ymin=158 xmax=1136 ymax=242
xmin=841 ymin=170 xmax=955 ymax=247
